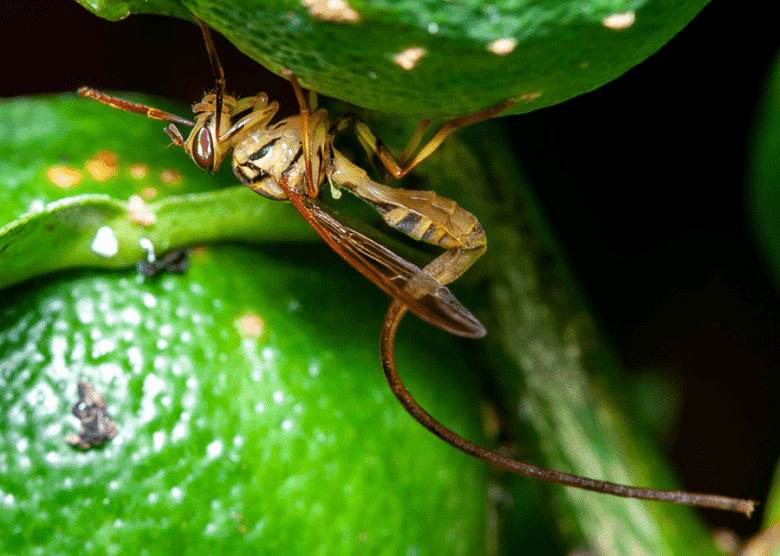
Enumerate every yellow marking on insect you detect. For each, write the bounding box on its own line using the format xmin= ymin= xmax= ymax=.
xmin=602 ymin=11 xmax=635 ymax=30
xmin=127 ymin=194 xmax=157 ymax=226
xmin=487 ymin=38 xmax=517 ymax=56
xmin=237 ymin=313 xmax=264 ymax=338
xmin=140 ymin=187 xmax=159 ymax=200
xmin=46 ymin=166 xmax=82 ymax=188
xmin=86 ymin=150 xmax=119 ymax=181
xmin=303 ymin=0 xmax=360 ymax=22
xmin=160 ymin=169 xmax=182 ymax=185
xmin=393 ymin=47 xmax=426 ymax=70
xmin=129 ymin=163 xmax=149 ymax=179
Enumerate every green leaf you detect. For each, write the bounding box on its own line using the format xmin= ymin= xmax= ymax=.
xmin=72 ymin=0 xmax=710 ymax=119
xmin=749 ymin=46 xmax=780 ymax=292
xmin=0 ymin=95 xmax=316 ymax=290
xmin=749 ymin=43 xmax=780 ymax=536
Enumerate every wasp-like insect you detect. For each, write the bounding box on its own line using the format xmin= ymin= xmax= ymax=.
xmin=79 ymin=18 xmax=755 ymax=516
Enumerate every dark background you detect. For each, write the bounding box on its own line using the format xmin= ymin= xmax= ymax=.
xmin=2 ymin=0 xmax=779 ymax=540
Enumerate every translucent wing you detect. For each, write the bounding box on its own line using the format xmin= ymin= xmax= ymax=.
xmin=286 ymin=192 xmax=485 ymax=338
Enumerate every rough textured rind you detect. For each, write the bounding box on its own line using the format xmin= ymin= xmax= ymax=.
xmin=74 ymin=0 xmax=710 ymax=119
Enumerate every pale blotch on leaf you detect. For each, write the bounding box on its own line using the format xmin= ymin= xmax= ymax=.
xmin=487 ymin=38 xmax=517 ymax=56
xmin=393 ymin=47 xmax=426 ymax=71
xmin=129 ymin=163 xmax=149 ymax=179
xmin=602 ymin=12 xmax=636 ymax=30
xmin=86 ymin=150 xmax=119 ymax=181
xmin=140 ymin=186 xmax=159 ymax=200
xmin=160 ymin=169 xmax=182 ymax=185
xmin=128 ymin=194 xmax=157 ymax=226
xmin=47 ymin=166 xmax=82 ymax=188
xmin=303 ymin=0 xmax=360 ymax=22
xmin=517 ymin=91 xmax=543 ymax=102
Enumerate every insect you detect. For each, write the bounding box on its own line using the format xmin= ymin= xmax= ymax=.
xmin=80 ymin=18 xmax=755 ymax=516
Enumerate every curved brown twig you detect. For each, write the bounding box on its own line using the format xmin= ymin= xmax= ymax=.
xmin=380 ymin=299 xmax=757 ymax=517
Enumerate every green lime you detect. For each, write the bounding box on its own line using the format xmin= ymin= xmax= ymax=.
xmin=75 ymin=0 xmax=710 ymax=119
xmin=0 ymin=243 xmax=488 ymax=555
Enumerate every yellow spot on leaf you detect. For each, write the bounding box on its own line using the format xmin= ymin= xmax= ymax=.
xmin=487 ymin=38 xmax=517 ymax=56
xmin=140 ymin=187 xmax=159 ymax=200
xmin=237 ymin=314 xmax=264 ymax=338
xmin=86 ymin=150 xmax=119 ymax=181
xmin=127 ymin=195 xmax=157 ymax=226
xmin=160 ymin=169 xmax=182 ymax=185
xmin=303 ymin=0 xmax=360 ymax=22
xmin=518 ymin=91 xmax=542 ymax=102
xmin=47 ymin=166 xmax=82 ymax=188
xmin=602 ymin=12 xmax=635 ymax=30
xmin=394 ymin=47 xmax=426 ymax=71
xmin=129 ymin=163 xmax=149 ymax=179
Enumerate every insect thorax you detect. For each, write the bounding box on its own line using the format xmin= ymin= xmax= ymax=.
xmin=232 ymin=117 xmax=315 ymax=201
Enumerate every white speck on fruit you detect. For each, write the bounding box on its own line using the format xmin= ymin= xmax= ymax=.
xmin=75 ymin=298 xmax=95 ymax=324
xmin=487 ymin=38 xmax=517 ymax=56
xmin=255 ymin=402 xmax=265 ymax=413
xmin=91 ymin=226 xmax=119 ymax=258
xmin=171 ymin=422 xmax=188 ymax=442
xmin=156 ymin=339 xmax=168 ymax=350
xmin=262 ymin=347 xmax=278 ymax=361
xmin=206 ymin=439 xmax=223 ymax=460
xmin=602 ymin=11 xmax=635 ymax=30
xmin=170 ymin=486 xmax=183 ymax=501
xmin=153 ymin=430 xmax=166 ymax=451
xmin=427 ymin=22 xmax=438 ymax=34
xmin=147 ymin=493 xmax=159 ymax=504
xmin=273 ymin=390 xmax=284 ymax=404
xmin=281 ymin=419 xmax=294 ymax=432
xmin=308 ymin=360 xmax=321 ymax=377
xmin=121 ymin=306 xmax=141 ymax=326
xmin=141 ymin=292 xmax=157 ymax=308
xmin=127 ymin=346 xmax=143 ymax=374
xmin=15 ymin=438 xmax=29 ymax=452
xmin=180 ymin=331 xmax=192 ymax=343
xmin=91 ymin=338 xmax=116 ymax=358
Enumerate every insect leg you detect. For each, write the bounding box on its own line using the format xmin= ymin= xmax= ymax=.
xmin=331 ymin=99 xmax=516 ymax=180
xmin=283 ymin=70 xmax=317 ymax=198
xmin=380 ymin=299 xmax=757 ymax=516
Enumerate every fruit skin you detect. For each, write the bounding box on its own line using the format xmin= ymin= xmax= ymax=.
xmin=0 ymin=94 xmax=488 ymax=555
xmin=0 ymin=244 xmax=489 ymax=556
xmin=74 ymin=0 xmax=710 ymax=119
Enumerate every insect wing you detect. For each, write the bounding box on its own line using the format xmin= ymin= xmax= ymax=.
xmin=294 ymin=195 xmax=486 ymax=338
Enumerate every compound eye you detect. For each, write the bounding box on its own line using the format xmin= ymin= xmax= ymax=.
xmin=192 ymin=127 xmax=215 ymax=171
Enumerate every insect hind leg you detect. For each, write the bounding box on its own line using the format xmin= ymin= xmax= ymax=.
xmin=330 ymin=99 xmax=516 ymax=181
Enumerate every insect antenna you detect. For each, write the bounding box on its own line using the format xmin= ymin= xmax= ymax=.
xmin=77 ymin=87 xmax=195 ymax=128
xmin=380 ymin=299 xmax=758 ymax=516
xmin=194 ymin=17 xmax=226 ymax=141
